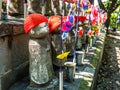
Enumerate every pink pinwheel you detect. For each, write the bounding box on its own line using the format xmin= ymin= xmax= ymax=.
xmin=61 ymin=15 xmax=74 ymax=32
xmin=87 ymin=29 xmax=92 ymax=36
xmin=90 ymin=6 xmax=98 ymax=25
xmin=91 ymin=5 xmax=98 ymax=18
xmin=61 ymin=20 xmax=73 ymax=32
xmin=3 ymin=0 xmax=8 ymax=3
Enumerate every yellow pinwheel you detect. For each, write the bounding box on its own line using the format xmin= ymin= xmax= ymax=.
xmin=56 ymin=51 xmax=70 ymax=60
xmin=85 ymin=8 xmax=91 ymax=13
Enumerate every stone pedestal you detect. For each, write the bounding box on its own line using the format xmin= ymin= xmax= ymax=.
xmin=76 ymin=37 xmax=82 ymax=50
xmin=76 ymin=51 xmax=85 ymax=65
xmin=65 ymin=32 xmax=74 ymax=56
xmin=64 ymin=62 xmax=76 ymax=83
xmin=92 ymin=35 xmax=97 ymax=46
xmin=90 ymin=38 xmax=93 ymax=48
xmin=26 ymin=77 xmax=58 ymax=90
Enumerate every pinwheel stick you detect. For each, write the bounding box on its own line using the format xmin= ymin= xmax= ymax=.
xmin=73 ymin=0 xmax=80 ymax=63
xmin=59 ymin=14 xmax=63 ymax=90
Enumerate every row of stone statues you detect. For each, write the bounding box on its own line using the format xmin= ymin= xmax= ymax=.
xmin=7 ymin=0 xmax=89 ymax=89
xmin=24 ymin=13 xmax=76 ymax=89
xmin=7 ymin=0 xmax=69 ymax=17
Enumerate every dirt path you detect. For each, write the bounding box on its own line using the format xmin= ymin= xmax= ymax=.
xmin=96 ymin=31 xmax=120 ymax=90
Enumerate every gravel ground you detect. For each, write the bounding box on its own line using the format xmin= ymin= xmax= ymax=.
xmin=96 ymin=31 xmax=120 ymax=90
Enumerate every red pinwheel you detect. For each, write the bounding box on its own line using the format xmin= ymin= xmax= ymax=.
xmin=64 ymin=0 xmax=79 ymax=3
xmin=95 ymin=30 xmax=99 ymax=35
xmin=78 ymin=29 xmax=83 ymax=37
xmin=79 ymin=16 xmax=87 ymax=22
xmin=75 ymin=16 xmax=87 ymax=23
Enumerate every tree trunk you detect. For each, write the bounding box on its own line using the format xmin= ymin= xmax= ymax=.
xmin=89 ymin=0 xmax=94 ymax=4
xmin=105 ymin=13 xmax=111 ymax=32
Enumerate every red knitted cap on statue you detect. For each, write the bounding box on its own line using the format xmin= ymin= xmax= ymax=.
xmin=48 ymin=15 xmax=68 ymax=33
xmin=48 ymin=15 xmax=61 ymax=33
xmin=24 ymin=14 xmax=48 ymax=34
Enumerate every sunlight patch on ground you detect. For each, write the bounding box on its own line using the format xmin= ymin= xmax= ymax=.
xmin=115 ymin=47 xmax=120 ymax=69
xmin=108 ymin=34 xmax=120 ymax=40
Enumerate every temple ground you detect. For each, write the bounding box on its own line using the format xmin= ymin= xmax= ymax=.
xmin=96 ymin=30 xmax=120 ymax=90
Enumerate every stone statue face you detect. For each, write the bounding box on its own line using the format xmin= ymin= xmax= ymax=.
xmin=29 ymin=22 xmax=49 ymax=38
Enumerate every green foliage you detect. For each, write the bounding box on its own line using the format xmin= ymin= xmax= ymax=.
xmin=110 ymin=5 xmax=120 ymax=28
xmin=110 ymin=13 xmax=118 ymax=28
xmin=2 ymin=1 xmax=7 ymax=11
xmin=98 ymin=0 xmax=120 ymax=29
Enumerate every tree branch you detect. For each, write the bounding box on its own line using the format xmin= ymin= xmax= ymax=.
xmin=98 ymin=0 xmax=106 ymax=11
xmin=111 ymin=3 xmax=120 ymax=12
xmin=89 ymin=0 xmax=94 ymax=4
xmin=108 ymin=0 xmax=117 ymax=13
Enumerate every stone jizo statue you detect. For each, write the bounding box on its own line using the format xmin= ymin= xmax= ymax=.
xmin=24 ymin=14 xmax=54 ymax=85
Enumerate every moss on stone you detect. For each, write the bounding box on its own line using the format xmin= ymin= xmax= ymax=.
xmin=79 ymin=77 xmax=92 ymax=90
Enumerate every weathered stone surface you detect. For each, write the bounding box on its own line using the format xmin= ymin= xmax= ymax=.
xmin=76 ymin=37 xmax=82 ymax=50
xmin=65 ymin=32 xmax=75 ymax=56
xmin=0 ymin=23 xmax=12 ymax=36
xmin=0 ymin=20 xmax=24 ymax=36
xmin=51 ymin=33 xmax=67 ymax=66
xmin=7 ymin=0 xmax=24 ymax=17
xmin=76 ymin=51 xmax=85 ymax=65
xmin=28 ymin=22 xmax=55 ymax=86
xmin=26 ymin=77 xmax=58 ymax=90
xmin=0 ymin=21 xmax=29 ymax=90
xmin=0 ymin=37 xmax=10 ymax=76
xmin=28 ymin=0 xmax=54 ymax=15
xmin=29 ymin=38 xmax=53 ymax=84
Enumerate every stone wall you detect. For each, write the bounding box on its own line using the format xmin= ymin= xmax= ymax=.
xmin=0 ymin=21 xmax=29 ymax=90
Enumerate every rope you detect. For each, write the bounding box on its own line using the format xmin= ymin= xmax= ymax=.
xmin=59 ymin=0 xmax=65 ymax=72
xmin=60 ymin=15 xmax=63 ymax=72
xmin=73 ymin=0 xmax=80 ymax=63
xmin=42 ymin=0 xmax=44 ymax=6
